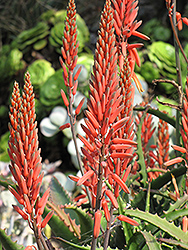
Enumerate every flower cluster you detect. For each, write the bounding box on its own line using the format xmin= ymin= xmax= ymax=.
xmin=8 ymin=73 xmax=53 ymax=240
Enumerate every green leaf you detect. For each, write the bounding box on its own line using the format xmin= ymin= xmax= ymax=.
xmin=52 ymin=237 xmax=90 ymax=249
xmin=64 ymin=204 xmax=93 ymax=241
xmin=141 ymin=230 xmax=162 ymax=250
xmin=165 ymin=194 xmax=188 ymax=213
xmin=0 ymin=229 xmax=24 ymax=250
xmin=49 ymin=176 xmax=72 ymax=205
xmin=43 ymin=206 xmax=80 ymax=246
xmin=136 ymin=111 xmax=148 ymax=187
xmin=124 ymin=209 xmax=188 ymax=243
xmin=164 ymin=208 xmax=188 ymax=221
xmin=133 ymin=106 xmax=176 ymax=128
xmin=159 ymin=238 xmax=188 ymax=249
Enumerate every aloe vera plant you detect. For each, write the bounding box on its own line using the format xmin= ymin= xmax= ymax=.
xmin=1 ymin=0 xmax=188 ymax=249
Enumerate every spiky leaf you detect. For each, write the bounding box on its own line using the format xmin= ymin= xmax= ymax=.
xmin=141 ymin=230 xmax=162 ymax=250
xmin=0 ymin=229 xmax=24 ymax=250
xmin=124 ymin=209 xmax=188 ymax=243
xmin=49 ymin=176 xmax=72 ymax=206
xmin=63 ymin=204 xmax=93 ymax=241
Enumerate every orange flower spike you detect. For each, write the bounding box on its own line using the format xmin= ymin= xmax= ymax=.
xmin=59 ymin=123 xmax=71 ymax=131
xmin=13 ymin=205 xmax=28 ymax=220
xmin=132 ymin=72 xmax=144 ymax=93
xmin=171 ymin=145 xmax=186 ymax=154
xmin=176 ymin=12 xmax=182 ymax=31
xmin=78 ymin=134 xmax=95 ymax=152
xmin=102 ymin=199 xmax=110 ymax=222
xmin=75 ymin=97 xmax=85 ymax=115
xmin=9 ymin=185 xmax=24 ymax=205
xmin=171 ymin=174 xmax=180 ymax=199
xmin=182 ymin=17 xmax=188 ymax=26
xmin=105 ymin=189 xmax=118 ymax=209
xmin=37 ymin=188 xmax=50 ymax=208
xmin=77 ymin=170 xmax=94 ymax=186
xmin=164 ymin=157 xmax=184 ymax=167
xmin=111 ymin=173 xmax=130 ymax=193
xmin=61 ymin=89 xmax=69 ymax=107
xmin=93 ymin=210 xmax=102 ymax=239
xmin=117 ymin=215 xmax=139 ymax=226
xmin=182 ymin=216 xmax=188 ymax=232
xmin=41 ymin=211 xmax=54 ymax=229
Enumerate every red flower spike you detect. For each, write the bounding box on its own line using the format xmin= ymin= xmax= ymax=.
xmin=164 ymin=157 xmax=184 ymax=167
xmin=75 ymin=97 xmax=85 ymax=115
xmin=171 ymin=145 xmax=186 ymax=154
xmin=78 ymin=134 xmax=95 ymax=152
xmin=13 ymin=205 xmax=28 ymax=220
xmin=61 ymin=89 xmax=69 ymax=107
xmin=41 ymin=211 xmax=54 ymax=229
xmin=38 ymin=188 xmax=50 ymax=208
xmin=117 ymin=215 xmax=139 ymax=226
xmin=122 ymin=164 xmax=132 ymax=182
xmin=94 ymin=210 xmax=102 ymax=239
xmin=105 ymin=189 xmax=118 ymax=209
xmin=182 ymin=17 xmax=188 ymax=26
xmin=24 ymin=194 xmax=32 ymax=214
xmin=59 ymin=123 xmax=71 ymax=131
xmin=111 ymin=173 xmax=130 ymax=193
xmin=8 ymin=185 xmax=24 ymax=205
xmin=176 ymin=12 xmax=182 ymax=31
xmin=102 ymin=199 xmax=110 ymax=222
xmin=73 ymin=65 xmax=82 ymax=81
xmin=77 ymin=170 xmax=94 ymax=186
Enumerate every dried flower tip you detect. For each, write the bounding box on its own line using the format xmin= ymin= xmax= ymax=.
xmin=132 ymin=72 xmax=144 ymax=93
xmin=94 ymin=210 xmax=102 ymax=239
xmin=171 ymin=174 xmax=180 ymax=199
xmin=117 ymin=215 xmax=139 ymax=226
xmin=77 ymin=170 xmax=94 ymax=186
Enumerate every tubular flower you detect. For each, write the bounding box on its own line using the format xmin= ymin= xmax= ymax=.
xmin=111 ymin=0 xmax=149 ymax=92
xmin=181 ymin=78 xmax=188 ymax=160
xmin=8 ymin=72 xmax=52 ymax=235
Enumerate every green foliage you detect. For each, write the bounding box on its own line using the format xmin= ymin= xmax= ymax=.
xmin=0 ymin=228 xmax=24 ymax=250
xmin=15 ymin=21 xmax=49 ymax=52
xmin=0 ymin=131 xmax=10 ymax=162
xmin=0 ymin=47 xmax=25 ymax=81
xmin=27 ymin=59 xmax=55 ymax=91
xmin=142 ymin=18 xmax=171 ymax=42
xmin=39 ymin=69 xmax=67 ymax=108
